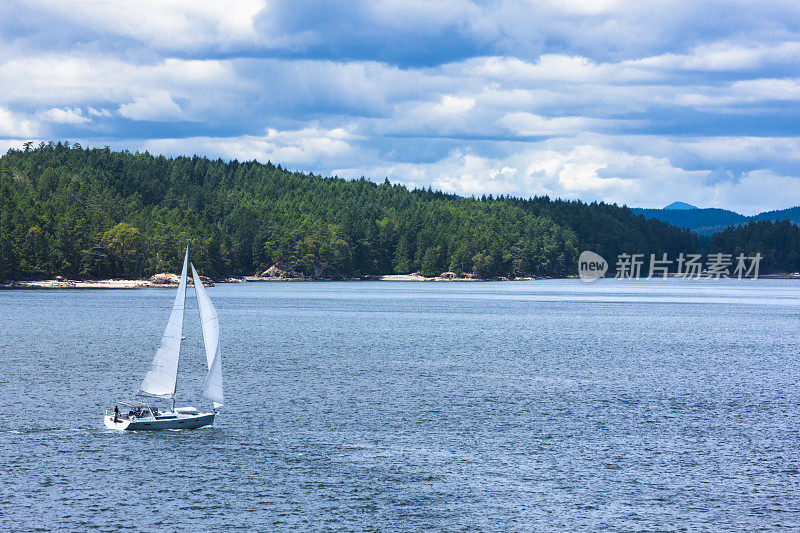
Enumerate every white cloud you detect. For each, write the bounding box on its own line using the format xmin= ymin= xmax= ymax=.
xmin=333 ymin=140 xmax=800 ymax=215
xmin=0 ymin=54 xmax=236 ymax=108
xmin=670 ymin=136 xmax=800 ymax=165
xmin=498 ymin=112 xmax=635 ymax=136
xmin=675 ymin=78 xmax=800 ymax=108
xmin=139 ymin=126 xmax=360 ymax=167
xmin=454 ymin=55 xmax=658 ymax=83
xmin=119 ymin=92 xmax=186 ymax=122
xmin=0 ymin=139 xmax=43 ymax=153
xmin=334 ymin=144 xmax=697 ymax=202
xmin=88 ymin=107 xmax=111 ymax=117
xmin=1 ymin=0 xmax=799 ymax=215
xmin=439 ymin=95 xmax=476 ymax=114
xmin=706 ymin=169 xmax=800 ymax=214
xmin=20 ymin=0 xmax=268 ymax=52
xmin=732 ymin=78 xmax=800 ymax=101
xmin=0 ymin=107 xmax=38 ymax=137
xmin=37 ymin=106 xmax=90 ymax=125
xmin=7 ymin=0 xmax=800 ymax=67
xmin=367 ymin=0 xmax=481 ymax=31
xmin=0 ymin=50 xmax=795 ymax=139
xmin=542 ymin=0 xmax=624 ymax=15
xmin=631 ymin=41 xmax=800 ymax=72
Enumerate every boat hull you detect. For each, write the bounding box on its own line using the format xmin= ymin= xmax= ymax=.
xmin=104 ymin=413 xmax=215 ymax=431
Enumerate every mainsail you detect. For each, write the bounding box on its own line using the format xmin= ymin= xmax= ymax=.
xmin=138 ymin=244 xmax=189 ymax=398
xmin=191 ymin=264 xmax=224 ymax=408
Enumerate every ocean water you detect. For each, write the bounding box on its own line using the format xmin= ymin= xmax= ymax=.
xmin=1 ymin=279 xmax=799 ymax=531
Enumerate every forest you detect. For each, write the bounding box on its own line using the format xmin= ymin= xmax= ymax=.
xmin=708 ymin=220 xmax=800 ymax=274
xmin=0 ymin=142 xmax=793 ymax=280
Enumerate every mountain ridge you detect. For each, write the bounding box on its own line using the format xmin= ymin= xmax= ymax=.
xmin=663 ymin=201 xmax=698 ymax=210
xmin=632 ymin=204 xmax=800 ymax=236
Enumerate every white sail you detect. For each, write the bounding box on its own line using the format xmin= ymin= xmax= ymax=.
xmin=138 ymin=244 xmax=189 ymax=398
xmin=191 ymin=264 xmax=224 ymax=408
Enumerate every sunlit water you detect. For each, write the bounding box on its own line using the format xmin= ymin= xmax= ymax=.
xmin=1 ymin=279 xmax=799 ymax=531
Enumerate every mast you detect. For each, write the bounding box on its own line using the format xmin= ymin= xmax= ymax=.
xmin=138 ymin=241 xmax=190 ymax=403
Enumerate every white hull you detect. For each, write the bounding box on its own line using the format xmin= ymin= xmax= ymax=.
xmin=104 ymin=412 xmax=215 ymax=431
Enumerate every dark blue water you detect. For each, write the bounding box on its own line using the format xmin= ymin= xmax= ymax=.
xmin=2 ymin=279 xmax=799 ymax=531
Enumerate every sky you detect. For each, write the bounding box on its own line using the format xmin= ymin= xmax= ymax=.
xmin=1 ymin=1 xmax=800 ymax=214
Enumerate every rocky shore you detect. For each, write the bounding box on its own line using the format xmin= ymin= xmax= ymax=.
xmin=1 ymin=273 xmax=216 ymax=289
xmin=4 ymin=271 xmax=792 ymax=289
xmin=1 ymin=272 xmax=502 ymax=288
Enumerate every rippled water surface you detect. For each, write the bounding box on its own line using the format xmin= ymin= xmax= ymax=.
xmin=2 ymin=279 xmax=800 ymax=531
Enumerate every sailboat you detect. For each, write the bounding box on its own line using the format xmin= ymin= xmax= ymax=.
xmin=104 ymin=242 xmax=223 ymax=430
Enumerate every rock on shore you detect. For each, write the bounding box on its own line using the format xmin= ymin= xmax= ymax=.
xmin=148 ymin=273 xmax=214 ymax=286
xmin=1 ymin=274 xmax=214 ymax=289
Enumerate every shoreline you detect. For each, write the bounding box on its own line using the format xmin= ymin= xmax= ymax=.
xmin=0 ymin=274 xmax=511 ymax=289
xmin=1 ymin=272 xmax=798 ymax=289
xmin=0 ymin=279 xmax=184 ymax=289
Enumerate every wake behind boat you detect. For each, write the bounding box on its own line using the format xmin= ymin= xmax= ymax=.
xmin=105 ymin=242 xmax=223 ymax=431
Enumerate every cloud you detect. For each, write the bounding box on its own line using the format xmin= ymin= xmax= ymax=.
xmin=498 ymin=112 xmax=636 ymax=136
xmin=88 ymin=107 xmax=111 ymax=117
xmin=707 ymin=169 xmax=800 ymax=214
xmin=37 ymin=106 xmax=90 ymax=125
xmin=137 ymin=126 xmax=360 ymax=168
xmin=0 ymin=1 xmax=799 ymax=213
xmin=335 ymin=144 xmax=671 ymax=200
xmin=8 ymin=0 xmax=800 ymax=66
xmin=333 ymin=141 xmax=799 ymax=215
xmin=452 ymin=55 xmax=657 ymax=84
xmin=0 ymin=138 xmax=42 ymax=153
xmin=0 ymin=54 xmax=235 ymax=110
xmin=631 ymin=41 xmax=800 ymax=72
xmin=119 ymin=92 xmax=186 ymax=122
xmin=0 ymin=107 xmax=38 ymax=137
xmin=9 ymin=0 xmax=268 ymax=53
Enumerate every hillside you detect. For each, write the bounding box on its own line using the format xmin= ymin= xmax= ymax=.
xmin=0 ymin=142 xmax=701 ymax=280
xmin=751 ymin=206 xmax=800 ymax=224
xmin=632 ymin=204 xmax=800 ymax=236
xmin=709 ymin=220 xmax=800 ymax=274
xmin=631 ymin=207 xmax=747 ymax=236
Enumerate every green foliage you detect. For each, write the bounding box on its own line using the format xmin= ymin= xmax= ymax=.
xmin=708 ymin=220 xmax=800 ymax=273
xmin=102 ymin=222 xmax=142 ymax=278
xmin=0 ymin=142 xmax=705 ymax=280
xmin=471 ymin=253 xmax=494 ymax=278
xmin=420 ymin=247 xmax=441 ymax=277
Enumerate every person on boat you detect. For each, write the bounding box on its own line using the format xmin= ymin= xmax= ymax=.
xmin=113 ymin=405 xmax=120 ymax=423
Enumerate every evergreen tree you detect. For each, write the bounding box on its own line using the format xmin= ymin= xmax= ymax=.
xmin=0 ymin=143 xmax=720 ymax=280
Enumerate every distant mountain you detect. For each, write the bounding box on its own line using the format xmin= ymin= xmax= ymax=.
xmin=751 ymin=205 xmax=800 ymax=224
xmin=632 ymin=204 xmax=800 ymax=236
xmin=663 ymin=201 xmax=698 ymax=210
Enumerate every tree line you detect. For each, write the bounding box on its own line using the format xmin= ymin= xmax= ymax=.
xmin=708 ymin=220 xmax=800 ymax=274
xmin=4 ymin=141 xmax=772 ymax=281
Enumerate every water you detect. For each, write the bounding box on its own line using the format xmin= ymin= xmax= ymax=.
xmin=1 ymin=279 xmax=799 ymax=531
